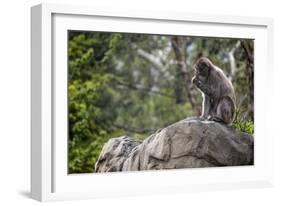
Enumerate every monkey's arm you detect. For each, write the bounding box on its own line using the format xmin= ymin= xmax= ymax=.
xmin=201 ymin=95 xmax=211 ymax=118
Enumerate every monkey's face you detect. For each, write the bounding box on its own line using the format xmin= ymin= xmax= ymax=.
xmin=195 ymin=58 xmax=210 ymax=77
xmin=192 ymin=58 xmax=211 ymax=86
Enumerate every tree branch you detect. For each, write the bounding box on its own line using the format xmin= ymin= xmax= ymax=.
xmin=131 ymin=43 xmax=166 ymax=71
xmin=136 ymin=48 xmax=165 ymax=71
xmin=241 ymin=41 xmax=254 ymax=63
xmin=113 ymin=79 xmax=173 ymax=98
xmin=228 ymin=40 xmax=241 ymax=81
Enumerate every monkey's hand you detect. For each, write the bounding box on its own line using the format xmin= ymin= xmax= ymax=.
xmin=198 ymin=83 xmax=212 ymax=96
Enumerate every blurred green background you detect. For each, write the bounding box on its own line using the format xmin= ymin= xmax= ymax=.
xmin=68 ymin=31 xmax=254 ymax=174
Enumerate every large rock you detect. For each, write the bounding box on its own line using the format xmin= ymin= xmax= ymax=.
xmin=95 ymin=117 xmax=254 ymax=172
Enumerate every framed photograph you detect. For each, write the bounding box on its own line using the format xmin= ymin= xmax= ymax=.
xmin=31 ymin=3 xmax=274 ymax=202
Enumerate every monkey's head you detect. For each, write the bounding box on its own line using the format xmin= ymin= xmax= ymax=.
xmin=192 ymin=57 xmax=212 ymax=86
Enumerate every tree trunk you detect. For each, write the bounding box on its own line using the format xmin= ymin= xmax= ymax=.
xmin=241 ymin=40 xmax=254 ymax=121
xmin=171 ymin=36 xmax=199 ymax=114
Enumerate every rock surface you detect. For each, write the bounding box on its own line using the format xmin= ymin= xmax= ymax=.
xmin=95 ymin=117 xmax=254 ymax=172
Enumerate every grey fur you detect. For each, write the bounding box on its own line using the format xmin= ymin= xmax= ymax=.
xmin=192 ymin=57 xmax=236 ymax=125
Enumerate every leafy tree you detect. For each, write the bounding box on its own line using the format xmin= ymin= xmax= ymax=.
xmin=68 ymin=31 xmax=254 ymax=173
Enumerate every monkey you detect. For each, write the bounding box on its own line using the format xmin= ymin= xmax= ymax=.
xmin=192 ymin=57 xmax=236 ymax=125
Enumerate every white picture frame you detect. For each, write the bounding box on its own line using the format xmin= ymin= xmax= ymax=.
xmin=31 ymin=3 xmax=274 ymax=202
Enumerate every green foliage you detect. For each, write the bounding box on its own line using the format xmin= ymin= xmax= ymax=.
xmin=67 ymin=31 xmax=254 ymax=173
xmin=68 ymin=32 xmax=120 ymax=173
xmin=233 ymin=108 xmax=254 ymax=135
xmin=233 ymin=120 xmax=254 ymax=135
